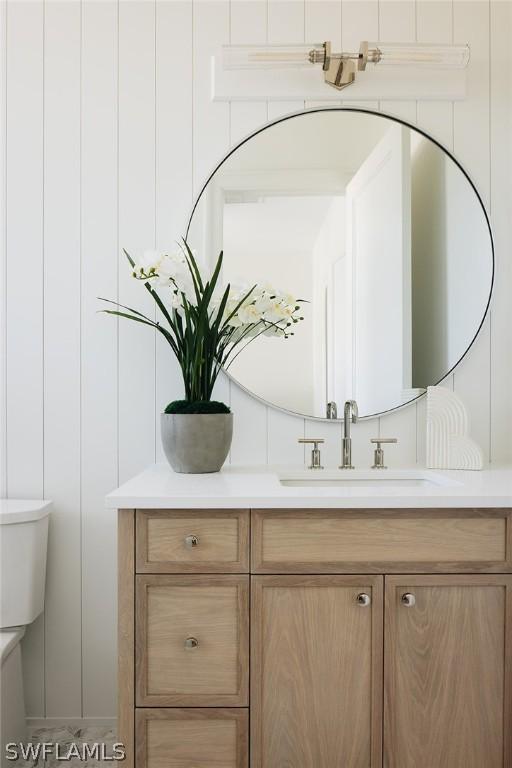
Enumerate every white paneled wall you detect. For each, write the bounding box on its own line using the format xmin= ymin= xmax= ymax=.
xmin=2 ymin=0 xmax=511 ymax=721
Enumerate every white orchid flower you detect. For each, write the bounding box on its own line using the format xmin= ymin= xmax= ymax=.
xmin=282 ymin=292 xmax=298 ymax=307
xmin=170 ymin=292 xmax=184 ymax=312
xmin=132 ymin=249 xmax=163 ymax=277
xmin=226 ymin=313 xmax=244 ymax=328
xmin=254 ymin=294 xmax=274 ymax=313
xmin=263 ymin=301 xmax=289 ymax=323
xmin=129 ymin=252 xmax=301 ymax=338
xmin=237 ymin=303 xmax=263 ymax=325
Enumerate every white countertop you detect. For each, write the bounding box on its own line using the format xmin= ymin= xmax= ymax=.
xmin=106 ymin=464 xmax=512 ymax=509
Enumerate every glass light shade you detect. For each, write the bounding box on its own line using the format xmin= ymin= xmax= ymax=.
xmin=222 ymin=44 xmax=324 ymax=70
xmin=367 ymin=42 xmax=470 ymax=69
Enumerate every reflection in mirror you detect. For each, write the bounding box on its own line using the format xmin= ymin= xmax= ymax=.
xmin=188 ymin=110 xmax=493 ymax=419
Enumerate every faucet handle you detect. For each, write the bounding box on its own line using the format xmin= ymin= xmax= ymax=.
xmin=298 ymin=438 xmax=325 ymax=470
xmin=370 ymin=438 xmax=397 ymax=469
xmin=326 ymin=401 xmax=338 ymax=419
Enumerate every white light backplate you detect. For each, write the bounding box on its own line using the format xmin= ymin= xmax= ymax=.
xmin=211 ymin=54 xmax=466 ymax=102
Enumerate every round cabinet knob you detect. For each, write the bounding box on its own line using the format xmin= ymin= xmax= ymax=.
xmin=356 ymin=593 xmax=371 ymax=607
xmin=401 ymin=592 xmax=416 ymax=607
xmin=185 ymin=534 xmax=199 ymax=549
xmin=185 ymin=636 xmax=199 ymax=650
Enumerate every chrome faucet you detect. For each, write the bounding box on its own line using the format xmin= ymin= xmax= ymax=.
xmin=340 ymin=399 xmax=358 ymax=469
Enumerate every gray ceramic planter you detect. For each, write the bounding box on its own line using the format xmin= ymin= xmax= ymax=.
xmin=160 ymin=412 xmax=233 ymax=473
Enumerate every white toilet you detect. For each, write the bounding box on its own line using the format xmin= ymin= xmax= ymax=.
xmin=0 ymin=500 xmax=51 ymax=758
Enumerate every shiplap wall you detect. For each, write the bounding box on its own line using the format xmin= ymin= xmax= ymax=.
xmin=2 ymin=0 xmax=511 ymax=721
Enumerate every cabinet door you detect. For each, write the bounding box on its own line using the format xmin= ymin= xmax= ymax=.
xmin=251 ymin=575 xmax=383 ymax=768
xmin=385 ymin=575 xmax=512 ymax=768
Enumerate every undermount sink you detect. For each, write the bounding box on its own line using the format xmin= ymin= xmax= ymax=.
xmin=278 ymin=470 xmax=462 ymax=489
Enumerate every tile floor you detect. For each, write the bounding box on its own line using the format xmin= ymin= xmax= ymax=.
xmin=11 ymin=727 xmax=118 ymax=767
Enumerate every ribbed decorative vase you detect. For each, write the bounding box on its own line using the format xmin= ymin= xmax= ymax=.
xmin=160 ymin=413 xmax=233 ymax=473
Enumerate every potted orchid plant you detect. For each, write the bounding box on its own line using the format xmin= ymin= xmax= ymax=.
xmin=100 ymin=242 xmax=304 ymax=473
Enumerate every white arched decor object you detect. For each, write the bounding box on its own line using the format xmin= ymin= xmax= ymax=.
xmin=426 ymin=386 xmax=484 ymax=470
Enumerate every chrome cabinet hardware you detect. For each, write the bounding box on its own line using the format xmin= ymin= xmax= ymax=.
xmin=370 ymin=437 xmax=398 ymax=469
xmin=340 ymin=400 xmax=358 ymax=469
xmin=185 ymin=636 xmax=199 ymax=650
xmin=401 ymin=593 xmax=416 ymax=607
xmin=185 ymin=534 xmax=199 ymax=549
xmin=356 ymin=592 xmax=371 ymax=606
xmin=298 ymin=438 xmax=325 ymax=469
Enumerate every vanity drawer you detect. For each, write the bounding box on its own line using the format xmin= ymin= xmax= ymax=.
xmin=136 ymin=708 xmax=248 ymax=768
xmin=252 ymin=510 xmax=512 ymax=573
xmin=136 ymin=575 xmax=249 ymax=707
xmin=136 ymin=510 xmax=249 ymax=573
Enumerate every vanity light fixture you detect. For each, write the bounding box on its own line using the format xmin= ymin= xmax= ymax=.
xmin=223 ymin=41 xmax=470 ymax=91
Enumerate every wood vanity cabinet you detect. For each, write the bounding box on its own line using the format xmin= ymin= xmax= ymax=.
xmin=119 ymin=508 xmax=512 ymax=768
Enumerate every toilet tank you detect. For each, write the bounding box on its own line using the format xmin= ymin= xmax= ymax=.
xmin=0 ymin=500 xmax=51 ymax=628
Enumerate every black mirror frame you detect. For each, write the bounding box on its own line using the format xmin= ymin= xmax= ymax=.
xmin=186 ymin=106 xmax=495 ymax=421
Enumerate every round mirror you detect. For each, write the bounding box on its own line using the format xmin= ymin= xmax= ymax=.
xmin=187 ymin=108 xmax=493 ymax=419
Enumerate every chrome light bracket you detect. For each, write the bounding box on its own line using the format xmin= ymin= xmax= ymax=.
xmin=319 ymin=41 xmax=372 ymax=90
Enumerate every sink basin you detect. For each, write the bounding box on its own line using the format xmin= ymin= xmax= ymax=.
xmin=278 ymin=470 xmax=461 ymax=489
xmin=281 ymin=477 xmax=431 ymax=488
